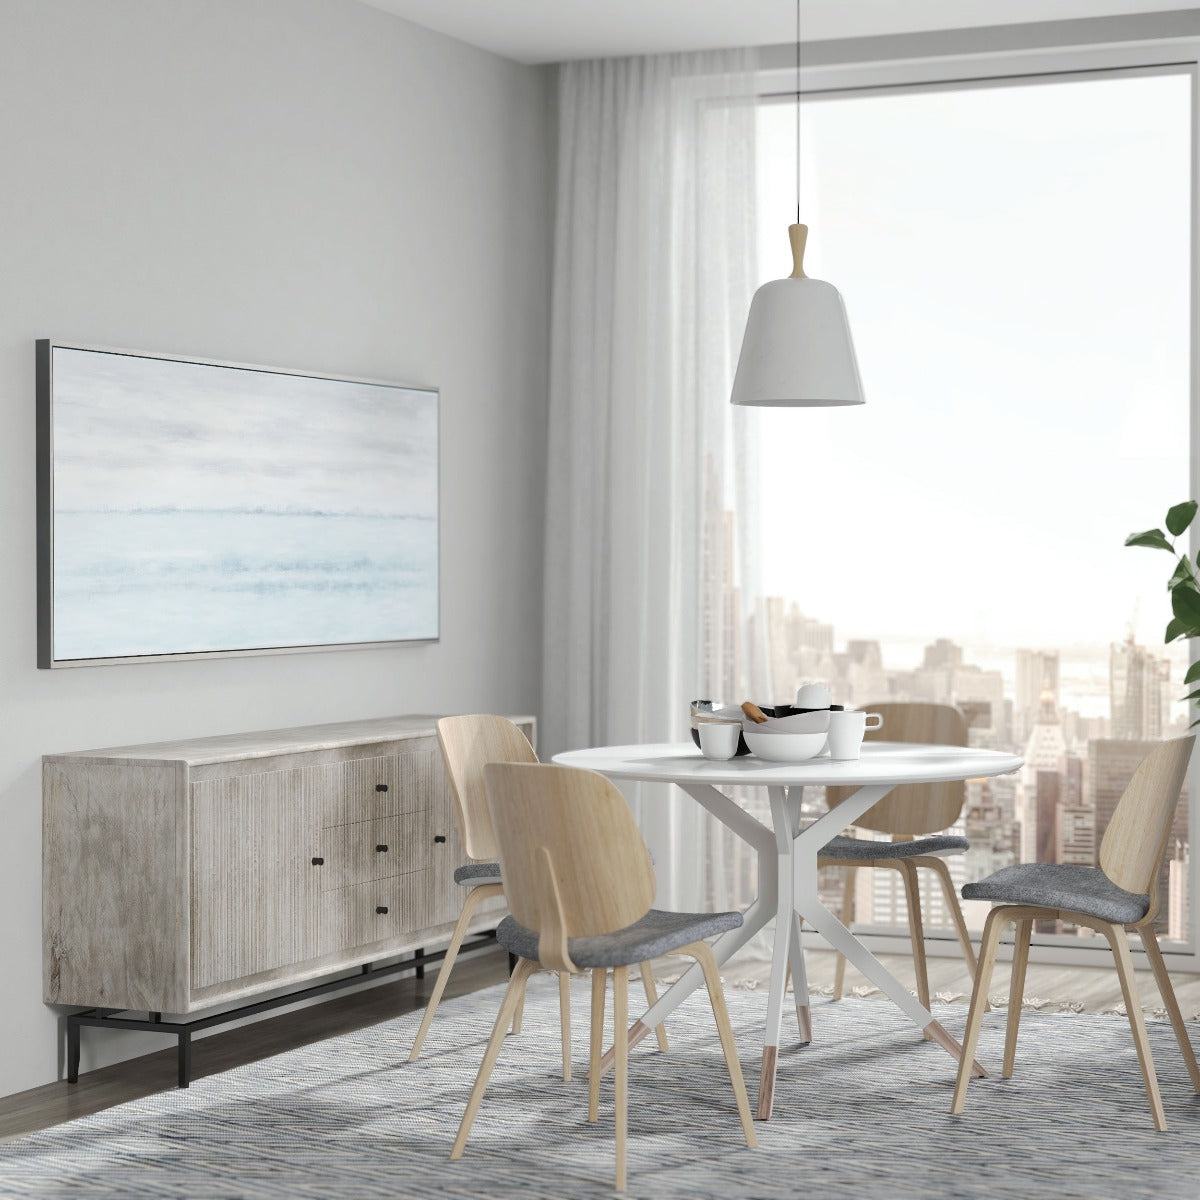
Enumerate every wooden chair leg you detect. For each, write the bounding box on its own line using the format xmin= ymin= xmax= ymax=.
xmin=410 ymin=883 xmax=503 ymax=1061
xmin=613 ymin=965 xmax=629 ymax=1192
xmin=639 ymin=961 xmax=669 ymax=1052
xmin=559 ymin=971 xmax=572 ymax=1082
xmin=511 ymin=968 xmax=527 ymax=1035
xmin=450 ymin=957 xmax=538 ymax=1159
xmin=832 ymin=865 xmax=856 ymax=1001
xmin=589 ymin=968 xmax=606 ymax=1123
xmin=1139 ymin=927 xmax=1200 ymax=1092
xmin=897 ymin=861 xmax=931 ymax=1014
xmin=1104 ymin=922 xmax=1167 ymax=1131
xmin=951 ymin=905 xmax=1009 ymax=1115
xmin=687 ymin=941 xmax=757 ymax=1149
xmin=921 ymin=856 xmax=978 ymax=977
xmin=1003 ymin=918 xmax=1032 ymax=1079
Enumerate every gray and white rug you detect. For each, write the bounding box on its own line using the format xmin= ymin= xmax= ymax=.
xmin=4 ymin=977 xmax=1200 ymax=1199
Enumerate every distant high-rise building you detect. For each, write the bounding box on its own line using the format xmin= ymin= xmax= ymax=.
xmin=923 ymin=638 xmax=964 ymax=670
xmin=1057 ymin=802 xmax=1095 ymax=866
xmin=1015 ymin=649 xmax=1059 ymax=743
xmin=1017 ymin=689 xmax=1067 ymax=864
xmin=1110 ymin=635 xmax=1171 ymax=740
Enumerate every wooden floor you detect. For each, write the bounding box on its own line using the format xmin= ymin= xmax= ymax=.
xmin=0 ymin=948 xmax=512 ymax=1144
xmin=5 ymin=942 xmax=1199 ymax=1144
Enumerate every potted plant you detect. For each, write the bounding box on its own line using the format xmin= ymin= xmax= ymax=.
xmin=1126 ymin=499 xmax=1200 ymax=723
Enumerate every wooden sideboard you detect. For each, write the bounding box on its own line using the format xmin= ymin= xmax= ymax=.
xmin=43 ymin=714 xmax=533 ymax=1015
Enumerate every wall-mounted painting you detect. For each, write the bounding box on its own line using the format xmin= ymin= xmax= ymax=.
xmin=37 ymin=342 xmax=439 ymax=667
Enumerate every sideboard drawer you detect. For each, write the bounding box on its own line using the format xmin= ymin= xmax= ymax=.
xmin=320 ymin=872 xmax=433 ymax=954
xmin=320 ymin=810 xmax=430 ymax=891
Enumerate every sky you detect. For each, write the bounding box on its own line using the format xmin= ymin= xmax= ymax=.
xmin=752 ymin=70 xmax=1192 ymax=658
xmin=51 ymin=348 xmax=438 ymax=519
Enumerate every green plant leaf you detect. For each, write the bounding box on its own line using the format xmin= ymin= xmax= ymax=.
xmin=1184 ymin=688 xmax=1200 ymax=703
xmin=1166 ymin=500 xmax=1199 ymax=537
xmin=1170 ymin=556 xmax=1196 ymax=589
xmin=1171 ymin=584 xmax=1200 ymax=629
xmin=1126 ymin=528 xmax=1176 ymax=553
xmin=1166 ymin=616 xmax=1190 ymax=643
xmin=1184 ymin=660 xmax=1200 ymax=685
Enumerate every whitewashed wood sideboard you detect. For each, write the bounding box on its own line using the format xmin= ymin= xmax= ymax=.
xmin=43 ymin=714 xmax=533 ymax=1083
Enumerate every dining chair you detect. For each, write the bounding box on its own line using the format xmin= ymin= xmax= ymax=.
xmin=450 ymin=761 xmax=757 ymax=1192
xmin=410 ymin=715 xmax=668 ymax=1073
xmin=951 ymin=734 xmax=1197 ymax=1130
xmin=821 ymin=703 xmax=976 ymax=1012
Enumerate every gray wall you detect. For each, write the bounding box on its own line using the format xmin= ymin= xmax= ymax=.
xmin=0 ymin=0 xmax=553 ymax=1098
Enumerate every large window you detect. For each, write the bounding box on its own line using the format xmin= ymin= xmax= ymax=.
xmin=753 ymin=69 xmax=1193 ymax=949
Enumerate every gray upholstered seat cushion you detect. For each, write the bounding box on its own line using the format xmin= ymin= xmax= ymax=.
xmin=819 ymin=833 xmax=968 ymax=860
xmin=961 ymin=862 xmax=1149 ymax=925
xmin=455 ymin=849 xmax=656 ymax=886
xmin=497 ymin=908 xmax=743 ymax=968
xmin=454 ymin=860 xmax=502 ymax=885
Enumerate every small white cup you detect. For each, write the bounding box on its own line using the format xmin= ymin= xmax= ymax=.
xmin=827 ymin=710 xmax=883 ymax=760
xmin=698 ymin=720 xmax=741 ymax=761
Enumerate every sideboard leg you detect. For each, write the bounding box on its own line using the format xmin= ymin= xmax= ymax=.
xmin=178 ymin=1030 xmax=192 ymax=1088
xmin=415 ymin=947 xmax=425 ymax=980
xmin=67 ymin=1016 xmax=81 ymax=1084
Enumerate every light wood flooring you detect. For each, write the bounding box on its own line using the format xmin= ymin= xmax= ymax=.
xmin=4 ymin=943 xmax=1199 ymax=1144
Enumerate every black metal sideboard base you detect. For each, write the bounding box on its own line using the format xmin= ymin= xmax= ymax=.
xmin=66 ymin=930 xmax=500 ymax=1089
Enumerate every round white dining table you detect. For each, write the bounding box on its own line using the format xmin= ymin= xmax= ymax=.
xmin=553 ymin=740 xmax=1024 ymax=1119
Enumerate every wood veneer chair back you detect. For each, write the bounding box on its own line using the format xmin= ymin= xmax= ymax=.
xmin=1100 ymin=734 xmax=1194 ymax=922
xmin=436 ymin=714 xmax=537 ymax=862
xmin=825 ymin=702 xmax=968 ymax=836
xmin=484 ymin=762 xmax=656 ymax=968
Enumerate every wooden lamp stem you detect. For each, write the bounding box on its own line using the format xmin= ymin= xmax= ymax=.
xmin=788 ymin=223 xmax=808 ymax=278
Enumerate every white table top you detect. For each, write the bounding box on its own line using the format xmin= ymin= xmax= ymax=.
xmin=553 ymin=741 xmax=1023 ymax=787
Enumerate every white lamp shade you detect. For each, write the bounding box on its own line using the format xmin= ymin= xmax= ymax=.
xmin=730 ymin=276 xmax=865 ymax=407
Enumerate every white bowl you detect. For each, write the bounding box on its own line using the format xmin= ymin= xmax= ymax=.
xmin=744 ymin=710 xmax=830 ymax=735
xmin=743 ymin=730 xmax=828 ymax=761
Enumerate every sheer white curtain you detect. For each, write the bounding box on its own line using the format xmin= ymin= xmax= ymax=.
xmin=541 ymin=50 xmax=770 ymax=920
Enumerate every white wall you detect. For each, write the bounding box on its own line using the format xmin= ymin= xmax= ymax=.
xmin=0 ymin=0 xmax=553 ymax=1099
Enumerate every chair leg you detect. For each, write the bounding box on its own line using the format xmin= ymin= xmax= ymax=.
xmin=897 ymin=861 xmax=931 ymax=1015
xmin=951 ymin=905 xmax=1010 ymax=1115
xmin=589 ymin=968 xmax=606 ymax=1123
xmin=450 ymin=957 xmax=538 ymax=1160
xmin=1139 ymin=927 xmax=1200 ymax=1092
xmin=410 ymin=883 xmax=503 ymax=1061
xmin=511 ymin=970 xmax=527 ymax=1036
xmin=638 ymin=962 xmax=669 ymax=1052
xmin=1104 ymin=922 xmax=1167 ymax=1131
xmin=688 ymin=941 xmax=757 ymax=1149
xmin=613 ymin=965 xmax=629 ymax=1192
xmin=1003 ymin=918 xmax=1032 ymax=1079
xmin=832 ymin=865 xmax=856 ymax=1001
xmin=559 ymin=971 xmax=572 ymax=1082
xmin=921 ymin=856 xmax=978 ymax=977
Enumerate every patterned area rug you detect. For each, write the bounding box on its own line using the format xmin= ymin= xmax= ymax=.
xmin=5 ymin=977 xmax=1200 ymax=1199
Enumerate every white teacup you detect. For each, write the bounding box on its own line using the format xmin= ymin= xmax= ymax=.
xmin=828 ymin=710 xmax=883 ymax=760
xmin=698 ymin=720 xmax=741 ymax=761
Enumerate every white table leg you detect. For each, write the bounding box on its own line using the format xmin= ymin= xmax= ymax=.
xmin=793 ymin=786 xmax=987 ymax=1079
xmin=783 ymin=788 xmax=812 ymax=1045
xmin=595 ymin=781 xmax=776 ymax=1077
xmin=758 ymin=786 xmax=796 ymax=1119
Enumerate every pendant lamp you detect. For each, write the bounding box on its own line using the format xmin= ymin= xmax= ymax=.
xmin=730 ymin=4 xmax=865 ymax=408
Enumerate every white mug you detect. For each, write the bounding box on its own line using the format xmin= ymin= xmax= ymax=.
xmin=698 ymin=720 xmax=741 ymax=761
xmin=827 ymin=710 xmax=883 ymax=760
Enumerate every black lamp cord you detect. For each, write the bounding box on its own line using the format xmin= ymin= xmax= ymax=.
xmin=795 ymin=0 xmax=801 ymax=226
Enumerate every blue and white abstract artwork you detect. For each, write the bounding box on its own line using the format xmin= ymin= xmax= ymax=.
xmin=46 ymin=346 xmax=438 ymax=663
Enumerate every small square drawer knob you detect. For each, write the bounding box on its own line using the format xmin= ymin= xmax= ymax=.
xmin=376 ymin=844 xmax=389 ymax=853
xmin=311 ymin=857 xmax=325 ymax=866
xmin=375 ymin=784 xmax=389 ymax=793
xmin=376 ymin=905 xmax=389 ymax=915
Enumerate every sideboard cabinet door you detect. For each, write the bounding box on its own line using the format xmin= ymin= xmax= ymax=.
xmin=190 ymin=767 xmax=320 ymax=990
